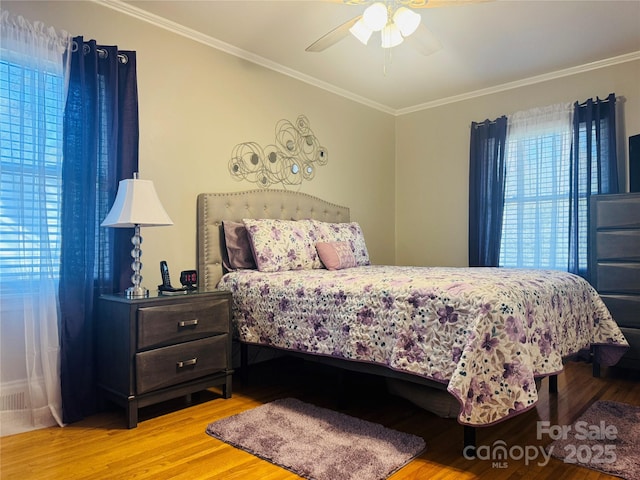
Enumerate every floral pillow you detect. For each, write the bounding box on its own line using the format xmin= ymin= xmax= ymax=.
xmin=311 ymin=220 xmax=370 ymax=266
xmin=316 ymin=241 xmax=357 ymax=270
xmin=243 ymin=218 xmax=320 ymax=272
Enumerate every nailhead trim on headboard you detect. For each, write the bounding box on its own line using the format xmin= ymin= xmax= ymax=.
xmin=197 ymin=190 xmax=350 ymax=291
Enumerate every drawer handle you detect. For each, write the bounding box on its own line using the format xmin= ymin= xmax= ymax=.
xmin=177 ymin=358 xmax=198 ymax=368
xmin=178 ymin=319 xmax=198 ymax=328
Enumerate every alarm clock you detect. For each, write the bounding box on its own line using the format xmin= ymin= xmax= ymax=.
xmin=179 ymin=270 xmax=198 ymax=290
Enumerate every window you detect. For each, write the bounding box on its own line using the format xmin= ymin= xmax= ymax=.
xmin=499 ymin=129 xmax=573 ymax=269
xmin=0 ymin=56 xmax=65 ymax=294
xmin=498 ymin=103 xmax=607 ymax=272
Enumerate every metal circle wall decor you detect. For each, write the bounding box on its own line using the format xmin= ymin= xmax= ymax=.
xmin=229 ymin=115 xmax=328 ymax=188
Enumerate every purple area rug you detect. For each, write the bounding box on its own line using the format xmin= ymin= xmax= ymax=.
xmin=547 ymin=400 xmax=640 ymax=480
xmin=205 ymin=397 xmax=426 ymax=480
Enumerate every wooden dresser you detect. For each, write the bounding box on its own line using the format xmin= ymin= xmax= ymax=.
xmin=589 ymin=192 xmax=640 ymax=369
xmin=96 ymin=290 xmax=233 ymax=427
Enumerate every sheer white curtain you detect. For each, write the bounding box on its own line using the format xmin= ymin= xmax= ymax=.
xmin=499 ymin=103 xmax=574 ymax=269
xmin=0 ymin=11 xmax=70 ymax=435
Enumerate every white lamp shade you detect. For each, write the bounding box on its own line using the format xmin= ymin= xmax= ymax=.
xmin=362 ymin=2 xmax=388 ymax=32
xmin=101 ymin=177 xmax=173 ymax=228
xmin=381 ymin=23 xmax=404 ymax=48
xmin=393 ymin=7 xmax=421 ymax=37
xmin=349 ymin=18 xmax=373 ymax=45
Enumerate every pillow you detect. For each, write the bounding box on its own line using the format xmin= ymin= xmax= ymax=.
xmin=222 ymin=221 xmax=256 ymax=270
xmin=311 ymin=220 xmax=370 ymax=266
xmin=316 ymin=241 xmax=357 ymax=270
xmin=243 ymin=218 xmax=319 ymax=272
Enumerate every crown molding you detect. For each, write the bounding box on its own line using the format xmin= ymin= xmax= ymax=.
xmin=94 ymin=0 xmax=640 ymax=117
xmin=93 ymin=0 xmax=395 ymax=115
xmin=396 ymin=51 xmax=640 ymax=116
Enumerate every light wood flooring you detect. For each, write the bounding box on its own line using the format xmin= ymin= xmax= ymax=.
xmin=1 ymin=357 xmax=639 ymax=480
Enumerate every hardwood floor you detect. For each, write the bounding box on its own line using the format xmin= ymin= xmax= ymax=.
xmin=1 ymin=358 xmax=638 ymax=480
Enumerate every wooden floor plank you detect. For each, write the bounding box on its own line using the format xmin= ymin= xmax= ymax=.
xmin=1 ymin=359 xmax=638 ymax=479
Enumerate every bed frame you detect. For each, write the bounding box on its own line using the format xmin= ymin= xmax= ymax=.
xmin=197 ymin=189 xmax=558 ymax=451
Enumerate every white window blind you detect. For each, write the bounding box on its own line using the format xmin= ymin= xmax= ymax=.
xmin=0 ymin=58 xmax=64 ymax=293
xmin=499 ymin=104 xmax=573 ymax=269
xmin=499 ymin=103 xmax=602 ymax=271
xmin=500 ymin=132 xmax=573 ymax=268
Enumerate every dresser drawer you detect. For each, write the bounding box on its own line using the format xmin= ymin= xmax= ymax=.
xmin=619 ymin=328 xmax=640 ymax=360
xmin=596 ymin=263 xmax=640 ymax=293
xmin=596 ymin=231 xmax=640 ymax=261
xmin=138 ymin=298 xmax=229 ymax=349
xmin=601 ymin=295 xmax=640 ymax=329
xmin=594 ymin=197 xmax=640 ymax=228
xmin=135 ymin=335 xmax=228 ymax=394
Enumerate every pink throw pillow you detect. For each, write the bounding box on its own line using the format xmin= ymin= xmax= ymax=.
xmin=316 ymin=241 xmax=357 ymax=271
xmin=312 ymin=220 xmax=370 ymax=266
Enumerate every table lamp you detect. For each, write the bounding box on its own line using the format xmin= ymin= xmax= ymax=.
xmin=101 ymin=173 xmax=173 ymax=298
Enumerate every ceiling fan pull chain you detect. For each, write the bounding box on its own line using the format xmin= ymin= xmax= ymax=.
xmin=383 ymin=47 xmax=393 ymax=76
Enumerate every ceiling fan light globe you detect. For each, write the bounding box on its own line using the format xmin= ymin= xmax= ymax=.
xmin=381 ymin=23 xmax=403 ymax=48
xmin=393 ymin=7 xmax=421 ymax=37
xmin=362 ymin=2 xmax=388 ymax=32
xmin=349 ymin=19 xmax=373 ymax=45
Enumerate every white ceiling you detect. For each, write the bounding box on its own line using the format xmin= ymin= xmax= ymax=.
xmin=111 ymin=0 xmax=640 ymax=114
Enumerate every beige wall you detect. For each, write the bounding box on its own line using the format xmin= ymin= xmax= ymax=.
xmin=4 ymin=1 xmax=640 ymax=279
xmin=4 ymin=0 xmax=397 ymax=289
xmin=396 ymin=59 xmax=640 ymax=267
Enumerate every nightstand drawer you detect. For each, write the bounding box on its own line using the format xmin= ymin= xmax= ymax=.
xmin=135 ymin=335 xmax=228 ymax=394
xmin=138 ymin=298 xmax=229 ymax=349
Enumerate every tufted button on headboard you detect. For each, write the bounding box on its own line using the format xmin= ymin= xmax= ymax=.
xmin=197 ymin=190 xmax=350 ymax=290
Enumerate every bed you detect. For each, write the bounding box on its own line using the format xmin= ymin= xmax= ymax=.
xmin=197 ymin=189 xmax=629 ymax=446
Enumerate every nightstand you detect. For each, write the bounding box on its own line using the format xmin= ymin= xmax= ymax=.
xmin=95 ymin=290 xmax=233 ymax=428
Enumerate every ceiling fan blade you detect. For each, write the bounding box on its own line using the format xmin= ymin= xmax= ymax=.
xmin=405 ymin=22 xmax=442 ymax=56
xmin=306 ymin=15 xmax=361 ymax=52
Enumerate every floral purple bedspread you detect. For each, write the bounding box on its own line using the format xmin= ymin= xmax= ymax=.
xmin=217 ymin=266 xmax=628 ymax=426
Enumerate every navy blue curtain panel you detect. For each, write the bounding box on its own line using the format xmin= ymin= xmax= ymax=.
xmin=568 ymin=93 xmax=618 ymax=279
xmin=468 ymin=116 xmax=508 ymax=267
xmin=59 ymin=37 xmax=139 ymax=424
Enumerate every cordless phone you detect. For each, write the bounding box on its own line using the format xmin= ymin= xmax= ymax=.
xmin=158 ymin=261 xmax=186 ymax=293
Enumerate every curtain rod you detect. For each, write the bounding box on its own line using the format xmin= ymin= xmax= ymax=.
xmin=575 ymin=93 xmax=617 ymax=107
xmin=471 ymin=116 xmax=506 ymax=128
xmin=472 ymin=94 xmax=620 ymax=128
xmin=71 ymin=40 xmax=129 ymax=64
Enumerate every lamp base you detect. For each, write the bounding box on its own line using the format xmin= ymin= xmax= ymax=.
xmin=125 ymin=224 xmax=148 ymax=298
xmin=125 ymin=285 xmax=149 ymax=298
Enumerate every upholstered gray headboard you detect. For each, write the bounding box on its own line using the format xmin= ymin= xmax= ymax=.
xmin=197 ymin=189 xmax=350 ymax=291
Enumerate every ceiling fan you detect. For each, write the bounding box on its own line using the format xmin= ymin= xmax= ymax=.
xmin=306 ymin=0 xmax=482 ymax=56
